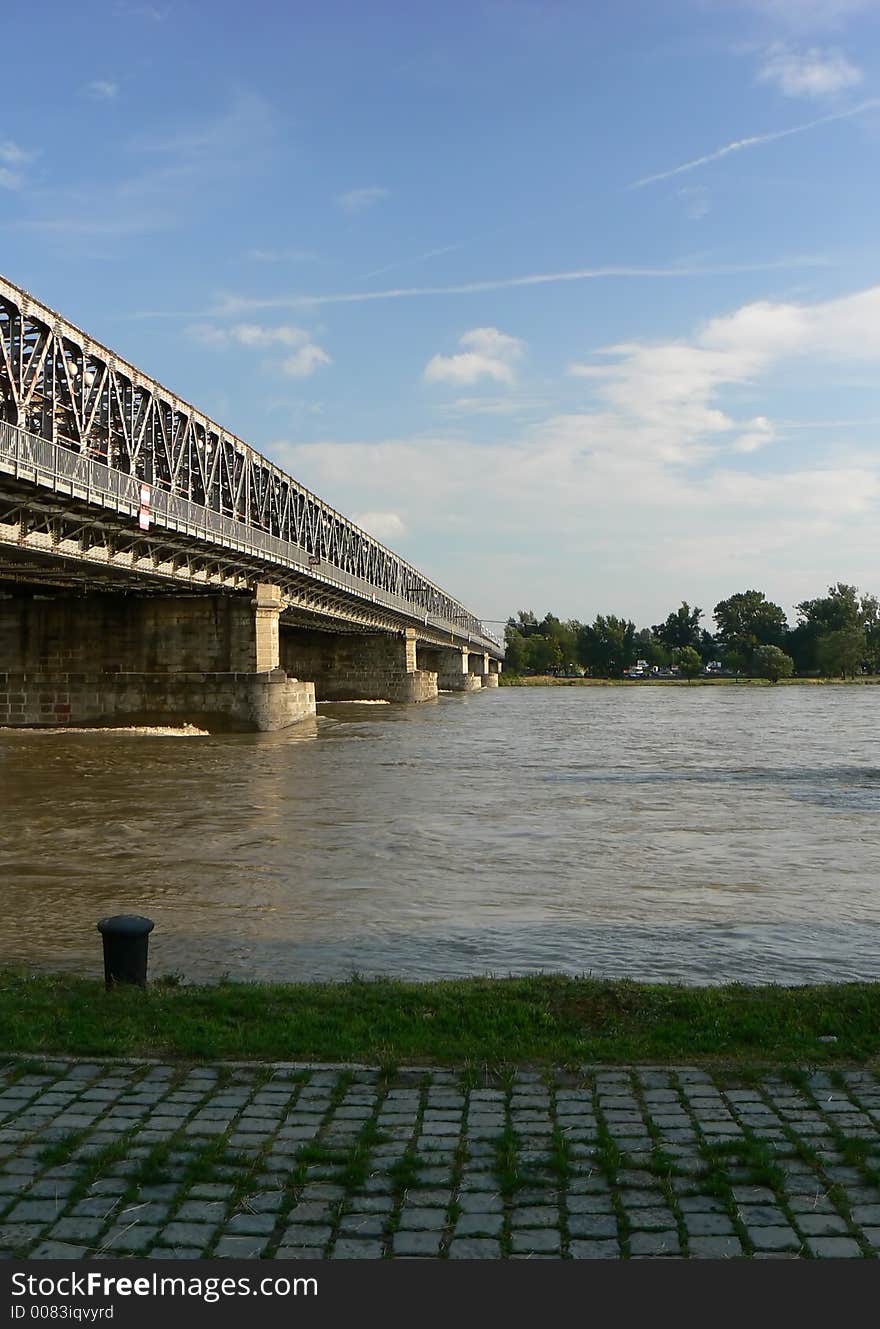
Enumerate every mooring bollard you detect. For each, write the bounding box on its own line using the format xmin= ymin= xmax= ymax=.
xmin=97 ymin=914 xmax=155 ymax=990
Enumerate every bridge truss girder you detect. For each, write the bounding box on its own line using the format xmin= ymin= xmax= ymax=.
xmin=0 ymin=273 xmax=501 ymax=654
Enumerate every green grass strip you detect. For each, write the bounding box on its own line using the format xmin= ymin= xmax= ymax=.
xmin=2 ymin=971 xmax=880 ymax=1067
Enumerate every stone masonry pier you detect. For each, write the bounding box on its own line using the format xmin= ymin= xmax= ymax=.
xmin=0 ymin=584 xmax=505 ymax=729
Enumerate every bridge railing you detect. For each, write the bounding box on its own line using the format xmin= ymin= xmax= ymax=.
xmin=0 ymin=419 xmax=502 ymax=651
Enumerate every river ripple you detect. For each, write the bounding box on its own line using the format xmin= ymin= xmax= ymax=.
xmin=2 ymin=685 xmax=880 ymax=985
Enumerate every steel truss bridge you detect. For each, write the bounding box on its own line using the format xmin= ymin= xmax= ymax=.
xmin=0 ymin=273 xmax=501 ymax=654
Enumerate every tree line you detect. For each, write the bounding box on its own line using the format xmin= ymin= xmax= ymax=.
xmin=504 ymin=585 xmax=880 ymax=681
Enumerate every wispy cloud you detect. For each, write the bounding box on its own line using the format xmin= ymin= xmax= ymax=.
xmin=679 ymin=185 xmax=711 ymax=220
xmin=359 ymin=244 xmax=462 ymax=281
xmin=631 ymin=97 xmax=880 ymax=188
xmin=207 ymin=255 xmax=830 ymax=317
xmin=85 ymin=79 xmax=120 ymax=101
xmin=336 ymin=186 xmax=389 ymax=213
xmin=757 ymin=44 xmax=863 ymax=97
xmin=425 ymin=327 xmax=524 ymax=387
xmin=0 ymin=138 xmax=35 ymax=190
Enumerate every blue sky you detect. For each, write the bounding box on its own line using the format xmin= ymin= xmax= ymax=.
xmin=3 ymin=0 xmax=880 ymax=630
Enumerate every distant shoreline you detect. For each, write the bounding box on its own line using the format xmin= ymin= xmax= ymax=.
xmin=498 ymin=674 xmax=880 ymax=687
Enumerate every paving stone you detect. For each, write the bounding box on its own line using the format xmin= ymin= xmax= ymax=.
xmin=806 ymin=1237 xmax=864 ymax=1258
xmin=684 ymin=1213 xmax=735 ymax=1236
xmin=448 ymin=1238 xmax=502 ymax=1259
xmin=510 ymin=1229 xmax=561 ymax=1254
xmin=213 ymin=1235 xmax=266 ymax=1258
xmin=569 ymin=1240 xmax=621 ymax=1259
xmin=173 ymin=1200 xmax=228 ymax=1223
xmin=29 ymin=1242 xmax=89 ymax=1259
xmin=795 ymin=1213 xmax=849 ymax=1236
xmin=396 ymin=1207 xmax=447 ymax=1231
xmin=455 ymin=1212 xmax=503 ymax=1237
xmin=851 ymin=1204 xmax=880 ymax=1225
xmin=99 ymin=1224 xmax=159 ymax=1254
xmin=6 ymin=1200 xmax=61 ymax=1223
xmin=392 ymin=1231 xmax=444 ymax=1256
xmin=331 ymin=1238 xmax=385 ymax=1259
xmin=155 ymin=1222 xmax=216 ymax=1249
xmin=747 ymin=1225 xmax=801 ymax=1251
xmin=50 ymin=1218 xmax=104 ymax=1242
xmin=280 ymin=1224 xmax=332 ymax=1247
xmin=338 ymin=1213 xmax=386 ymax=1237
xmin=628 ymin=1230 xmax=680 ymax=1256
xmin=567 ymin=1213 xmax=618 ymax=1239
xmin=628 ymin=1208 xmax=678 ymax=1231
xmin=224 ymin=1212 xmax=277 ymax=1236
xmin=688 ymin=1236 xmax=743 ymax=1258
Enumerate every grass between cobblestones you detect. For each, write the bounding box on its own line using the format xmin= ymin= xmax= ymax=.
xmin=3 ymin=1058 xmax=880 ymax=1259
xmin=1 ymin=971 xmax=880 ymax=1067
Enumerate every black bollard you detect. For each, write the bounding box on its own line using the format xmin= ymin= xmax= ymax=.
xmin=97 ymin=914 xmax=155 ymax=990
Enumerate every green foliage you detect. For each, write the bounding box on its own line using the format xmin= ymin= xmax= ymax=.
xmin=652 ymin=602 xmax=703 ymax=652
xmin=713 ymin=590 xmax=787 ymax=668
xmin=793 ymin=583 xmax=874 ymax=674
xmin=816 ymin=625 xmax=866 ymax=679
xmin=577 ymin=614 xmax=636 ymax=677
xmin=503 ymin=581 xmax=880 ymax=679
xmin=753 ymin=644 xmax=794 ymax=683
xmin=677 ymin=645 xmax=703 ymax=678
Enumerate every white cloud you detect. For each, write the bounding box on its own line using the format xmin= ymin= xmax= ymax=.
xmin=279 ymin=344 xmax=332 ymax=378
xmin=0 ymin=138 xmax=34 ymax=190
xmin=424 ymin=327 xmax=525 ymax=386
xmin=335 ymin=186 xmax=389 ymax=213
xmin=189 ymin=321 xmax=332 ymax=378
xmin=190 ymin=322 xmax=316 ymax=349
xmin=757 ymin=45 xmax=863 ymax=97
xmin=567 ymin=284 xmax=880 ymax=465
xmin=262 ymin=285 xmax=880 ymax=624
xmin=85 ymin=79 xmax=120 ymax=101
xmin=0 ymin=140 xmax=32 ymax=166
xmin=352 ymin=511 xmax=406 ymax=540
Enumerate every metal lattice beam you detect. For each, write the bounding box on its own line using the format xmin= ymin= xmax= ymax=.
xmin=0 ymin=273 xmax=501 ymax=653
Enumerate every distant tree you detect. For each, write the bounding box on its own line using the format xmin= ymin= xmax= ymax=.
xmin=507 ymin=610 xmax=541 ymax=637
xmin=633 ymin=627 xmax=669 ymax=667
xmin=816 ymin=626 xmax=866 ymax=679
xmin=653 ymin=602 xmax=703 ymax=652
xmin=503 ymin=626 xmax=529 ymax=673
xmin=793 ymin=584 xmax=870 ymax=674
xmin=577 ymin=615 xmax=636 ymax=677
xmin=677 ymin=645 xmax=703 ymax=679
xmin=523 ymin=634 xmax=562 ymax=675
xmin=753 ymin=644 xmax=794 ymax=683
xmin=713 ymin=590 xmax=787 ymax=668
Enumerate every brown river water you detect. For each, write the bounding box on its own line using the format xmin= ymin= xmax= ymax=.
xmin=1 ymin=685 xmax=879 ymax=985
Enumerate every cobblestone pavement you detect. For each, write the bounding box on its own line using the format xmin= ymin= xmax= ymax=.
xmin=2 ymin=1057 xmax=880 ymax=1259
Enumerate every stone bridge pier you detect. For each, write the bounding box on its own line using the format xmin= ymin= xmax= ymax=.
xmin=280 ymin=625 xmax=437 ymax=704
xmin=0 ymin=582 xmax=503 ymax=730
xmin=0 ymin=581 xmax=314 ymax=732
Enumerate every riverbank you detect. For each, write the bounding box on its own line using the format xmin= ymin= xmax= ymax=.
xmin=2 ymin=972 xmax=879 ymax=1068
xmin=499 ymin=674 xmax=880 ymax=686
